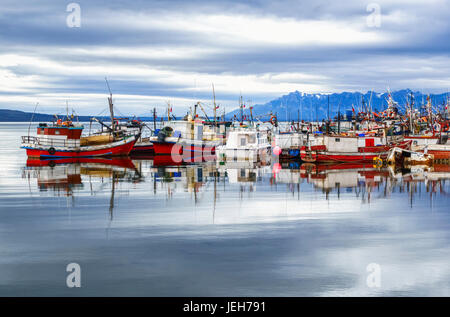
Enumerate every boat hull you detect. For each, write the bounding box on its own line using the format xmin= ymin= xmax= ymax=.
xmin=22 ymin=136 xmax=137 ymax=158
xmin=300 ymin=141 xmax=412 ymax=163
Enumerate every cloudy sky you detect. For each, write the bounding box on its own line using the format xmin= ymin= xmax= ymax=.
xmin=0 ymin=0 xmax=449 ymax=115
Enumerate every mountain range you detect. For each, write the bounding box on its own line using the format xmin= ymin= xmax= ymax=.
xmin=226 ymin=89 xmax=449 ymax=121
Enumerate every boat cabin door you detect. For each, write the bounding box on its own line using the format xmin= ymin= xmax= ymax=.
xmin=365 ymin=138 xmax=375 ymax=147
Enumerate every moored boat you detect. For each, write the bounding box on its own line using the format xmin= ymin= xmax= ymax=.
xmin=386 ymin=147 xmax=434 ymax=167
xmin=21 ymin=120 xmax=139 ymax=158
xmin=300 ymin=134 xmax=412 ymax=163
xmin=216 ymin=128 xmax=271 ymax=162
xmin=151 ymin=117 xmax=223 ymax=160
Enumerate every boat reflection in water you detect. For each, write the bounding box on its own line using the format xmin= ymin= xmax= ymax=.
xmin=295 ymin=162 xmax=450 ymax=204
xmin=23 ymin=154 xmax=449 ymax=221
xmin=22 ymin=157 xmax=142 ymax=218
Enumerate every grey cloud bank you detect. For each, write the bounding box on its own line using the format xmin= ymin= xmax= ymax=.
xmin=0 ymin=0 xmax=449 ymax=115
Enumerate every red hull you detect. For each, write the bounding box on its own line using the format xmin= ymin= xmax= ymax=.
xmin=152 ymin=141 xmax=177 ymax=155
xmin=24 ymin=137 xmax=137 ymax=158
xmin=426 ymin=150 xmax=450 ymax=159
xmin=301 ymin=141 xmax=411 ymax=163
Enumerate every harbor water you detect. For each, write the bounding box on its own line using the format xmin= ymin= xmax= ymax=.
xmin=0 ymin=123 xmax=449 ymax=296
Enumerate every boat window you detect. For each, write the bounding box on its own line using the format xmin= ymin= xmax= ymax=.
xmin=55 ymin=130 xmax=60 ymax=135
xmin=240 ymin=138 xmax=246 ymax=146
xmin=335 ymin=138 xmax=340 ymax=142
xmin=248 ymin=135 xmax=256 ymax=144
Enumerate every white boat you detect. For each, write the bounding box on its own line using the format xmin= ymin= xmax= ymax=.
xmin=274 ymin=132 xmax=304 ymax=159
xmin=216 ymin=129 xmax=271 ymax=162
xmin=386 ymin=147 xmax=434 ymax=167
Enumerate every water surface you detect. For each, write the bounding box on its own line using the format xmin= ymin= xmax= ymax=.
xmin=0 ymin=123 xmax=449 ymax=296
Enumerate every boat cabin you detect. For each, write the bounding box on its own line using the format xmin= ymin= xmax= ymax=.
xmin=323 ymin=135 xmax=384 ymax=152
xmin=34 ymin=121 xmax=84 ymax=148
xmin=224 ymin=130 xmax=269 ymax=149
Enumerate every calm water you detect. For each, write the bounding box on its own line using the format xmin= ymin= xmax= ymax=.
xmin=0 ymin=122 xmax=449 ymax=296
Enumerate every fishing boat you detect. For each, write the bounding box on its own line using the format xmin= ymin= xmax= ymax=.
xmin=386 ymin=147 xmax=434 ymax=167
xmin=21 ymin=120 xmax=138 ymax=158
xmin=274 ymin=131 xmax=304 ymax=160
xmin=151 ymin=116 xmax=222 ymax=159
xmin=21 ymin=86 xmax=139 ymax=158
xmin=300 ymin=134 xmax=412 ymax=163
xmin=216 ymin=128 xmax=271 ymax=162
xmin=89 ymin=115 xmax=154 ymax=155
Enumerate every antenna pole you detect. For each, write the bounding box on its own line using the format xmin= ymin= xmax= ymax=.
xmin=212 ymin=83 xmax=217 ymax=128
xmin=28 ymin=102 xmax=39 ymax=138
xmin=105 ymin=77 xmax=115 ymax=135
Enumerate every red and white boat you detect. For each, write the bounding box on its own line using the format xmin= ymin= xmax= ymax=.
xmin=300 ymin=134 xmax=412 ymax=163
xmin=151 ymin=117 xmax=223 ymax=160
xmin=404 ymin=134 xmax=449 ymax=159
xmin=21 ymin=120 xmax=138 ymax=158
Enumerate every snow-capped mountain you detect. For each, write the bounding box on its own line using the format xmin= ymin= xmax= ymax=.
xmin=227 ymin=89 xmax=449 ymax=121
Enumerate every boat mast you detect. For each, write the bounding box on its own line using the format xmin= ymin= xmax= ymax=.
xmin=239 ymin=94 xmax=243 ymax=124
xmin=327 ymin=94 xmax=330 ymax=122
xmin=167 ymin=101 xmax=171 ymax=122
xmin=212 ymin=83 xmax=217 ymax=128
xmin=28 ymin=102 xmax=39 ymax=138
xmin=409 ymin=92 xmax=414 ymax=134
xmin=337 ymin=102 xmax=341 ymax=134
xmin=105 ymin=78 xmax=115 ymax=136
xmin=66 ymin=100 xmax=69 ymax=121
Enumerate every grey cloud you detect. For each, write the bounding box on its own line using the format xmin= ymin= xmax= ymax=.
xmin=0 ymin=0 xmax=449 ymax=113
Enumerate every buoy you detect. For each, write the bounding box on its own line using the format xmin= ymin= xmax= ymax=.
xmin=272 ymin=146 xmax=281 ymax=156
xmin=373 ymin=157 xmax=383 ymax=168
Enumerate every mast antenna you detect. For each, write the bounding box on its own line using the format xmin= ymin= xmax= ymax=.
xmin=105 ymin=77 xmax=115 ymax=134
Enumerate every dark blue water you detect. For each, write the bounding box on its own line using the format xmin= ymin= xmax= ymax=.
xmin=0 ymin=123 xmax=449 ymax=296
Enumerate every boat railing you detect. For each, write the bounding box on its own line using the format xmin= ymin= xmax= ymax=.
xmin=21 ymin=136 xmax=37 ymax=144
xmin=21 ymin=136 xmax=77 ymax=147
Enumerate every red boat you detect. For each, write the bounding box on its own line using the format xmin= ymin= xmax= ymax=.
xmin=300 ymin=135 xmax=412 ymax=163
xmin=151 ymin=123 xmax=220 ymax=160
xmin=21 ymin=120 xmax=138 ymax=158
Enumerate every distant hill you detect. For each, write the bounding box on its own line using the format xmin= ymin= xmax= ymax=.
xmin=0 ymin=109 xmax=178 ymax=122
xmin=0 ymin=109 xmax=56 ymax=122
xmin=226 ymin=89 xmax=449 ymax=121
xmin=0 ymin=109 xmax=101 ymax=122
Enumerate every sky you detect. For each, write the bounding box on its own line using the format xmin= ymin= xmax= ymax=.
xmin=0 ymin=0 xmax=449 ymax=116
